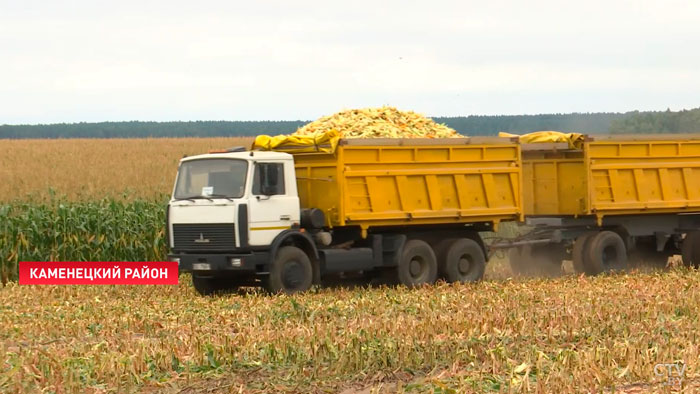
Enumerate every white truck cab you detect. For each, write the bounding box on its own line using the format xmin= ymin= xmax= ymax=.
xmin=167 ymin=148 xmax=314 ymax=294
xmin=169 ymin=149 xmax=300 ymax=246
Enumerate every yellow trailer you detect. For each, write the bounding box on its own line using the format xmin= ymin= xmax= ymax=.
xmin=522 ymin=135 xmax=700 ymax=220
xmin=587 ymin=137 xmax=700 ymax=217
xmin=512 ymin=134 xmax=700 ymax=277
xmin=292 ymin=137 xmax=523 ymax=234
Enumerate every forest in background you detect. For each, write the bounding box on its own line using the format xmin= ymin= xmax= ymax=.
xmin=1 ymin=107 xmax=699 ymax=139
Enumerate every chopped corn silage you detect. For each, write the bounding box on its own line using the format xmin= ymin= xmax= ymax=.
xmin=294 ymin=106 xmax=461 ymax=138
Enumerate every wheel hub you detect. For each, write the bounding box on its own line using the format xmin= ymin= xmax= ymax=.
xmin=409 ymin=259 xmax=422 ymax=277
xmin=602 ymin=245 xmax=618 ymax=269
xmin=458 ymin=257 xmax=471 ymax=274
xmin=282 ymin=260 xmax=303 ymax=288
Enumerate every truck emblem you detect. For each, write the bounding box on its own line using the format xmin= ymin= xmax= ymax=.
xmin=194 ymin=233 xmax=210 ymax=243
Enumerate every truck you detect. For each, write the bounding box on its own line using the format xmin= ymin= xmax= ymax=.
xmin=167 ymin=133 xmax=700 ymax=295
xmin=166 ymin=137 xmax=523 ymax=294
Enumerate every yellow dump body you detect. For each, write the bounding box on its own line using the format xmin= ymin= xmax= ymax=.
xmin=291 ymin=138 xmax=523 ymax=231
xmin=522 ymin=135 xmax=700 ymax=218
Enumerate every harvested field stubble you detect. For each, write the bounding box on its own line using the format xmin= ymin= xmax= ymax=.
xmin=1 ymin=271 xmax=699 ymax=392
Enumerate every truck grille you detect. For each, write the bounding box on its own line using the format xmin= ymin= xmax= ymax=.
xmin=172 ymin=224 xmax=235 ymax=251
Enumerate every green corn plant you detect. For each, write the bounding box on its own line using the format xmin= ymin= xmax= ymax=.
xmin=0 ymin=198 xmax=169 ymax=284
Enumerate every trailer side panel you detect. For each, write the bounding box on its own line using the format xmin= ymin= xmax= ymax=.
xmin=293 ymin=139 xmax=523 ymax=229
xmin=588 ymin=140 xmax=700 ymax=216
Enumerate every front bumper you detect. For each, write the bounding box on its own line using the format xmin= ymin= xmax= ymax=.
xmin=168 ymin=252 xmax=270 ymax=273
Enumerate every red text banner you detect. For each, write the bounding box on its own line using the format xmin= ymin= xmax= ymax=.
xmin=19 ymin=262 xmax=178 ymax=285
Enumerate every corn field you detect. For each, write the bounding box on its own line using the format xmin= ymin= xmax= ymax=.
xmin=2 ymin=272 xmax=700 ymax=392
xmin=0 ymin=137 xmax=253 ymax=202
xmin=0 ymin=198 xmax=168 ymax=284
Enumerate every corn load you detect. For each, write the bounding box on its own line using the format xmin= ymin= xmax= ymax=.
xmin=294 ymin=106 xmax=461 ymax=138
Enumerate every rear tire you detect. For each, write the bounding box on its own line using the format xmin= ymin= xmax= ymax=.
xmin=682 ymin=231 xmax=700 ymax=268
xmin=264 ymin=246 xmax=313 ymax=294
xmin=441 ymin=238 xmax=485 ymax=283
xmin=396 ymin=239 xmax=438 ymax=287
xmin=585 ymin=231 xmax=628 ymax=274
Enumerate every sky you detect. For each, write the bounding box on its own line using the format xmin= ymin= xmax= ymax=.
xmin=1 ymin=0 xmax=700 ymax=124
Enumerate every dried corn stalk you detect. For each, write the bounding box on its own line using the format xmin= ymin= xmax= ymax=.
xmin=294 ymin=106 xmax=461 ymax=138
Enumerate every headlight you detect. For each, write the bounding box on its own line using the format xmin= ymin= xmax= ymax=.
xmin=230 ymin=258 xmax=242 ymax=267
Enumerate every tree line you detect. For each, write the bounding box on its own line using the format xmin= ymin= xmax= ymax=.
xmin=607 ymin=108 xmax=700 ymax=134
xmin=1 ymin=108 xmax=698 ymax=139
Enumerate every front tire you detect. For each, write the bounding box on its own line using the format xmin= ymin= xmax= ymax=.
xmin=265 ymin=246 xmax=313 ymax=294
xmin=585 ymin=231 xmax=628 ymax=274
xmin=396 ymin=239 xmax=438 ymax=287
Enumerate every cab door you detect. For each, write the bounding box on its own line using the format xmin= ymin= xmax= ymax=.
xmin=246 ymin=160 xmax=300 ymax=246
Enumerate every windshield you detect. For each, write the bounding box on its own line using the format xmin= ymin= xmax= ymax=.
xmin=174 ymin=159 xmax=248 ymax=199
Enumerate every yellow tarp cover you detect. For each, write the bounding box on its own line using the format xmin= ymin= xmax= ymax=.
xmin=498 ymin=131 xmax=584 ymax=150
xmin=253 ymin=130 xmax=341 ymax=154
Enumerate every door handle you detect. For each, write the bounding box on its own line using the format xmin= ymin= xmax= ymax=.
xmin=280 ymin=215 xmax=291 ymax=220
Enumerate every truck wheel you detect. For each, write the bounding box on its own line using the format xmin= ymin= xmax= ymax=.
xmin=572 ymin=232 xmax=597 ymax=274
xmin=585 ymin=231 xmax=628 ymax=274
xmin=192 ymin=275 xmax=232 ymax=296
xmin=442 ymin=238 xmax=485 ymax=283
xmin=265 ymin=246 xmax=313 ymax=294
xmin=397 ymin=240 xmax=438 ymax=287
xmin=682 ymin=231 xmax=700 ymax=268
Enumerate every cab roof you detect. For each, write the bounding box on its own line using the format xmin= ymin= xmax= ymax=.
xmin=180 ymin=150 xmax=291 ymax=163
